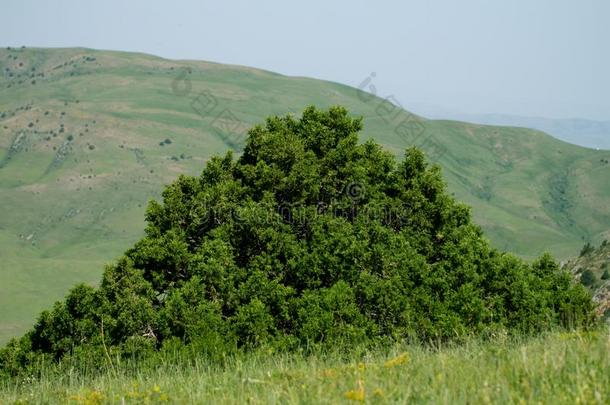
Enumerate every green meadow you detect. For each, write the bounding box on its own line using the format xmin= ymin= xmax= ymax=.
xmin=1 ymin=331 xmax=608 ymax=404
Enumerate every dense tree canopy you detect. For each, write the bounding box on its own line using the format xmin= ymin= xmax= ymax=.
xmin=0 ymin=106 xmax=594 ymax=377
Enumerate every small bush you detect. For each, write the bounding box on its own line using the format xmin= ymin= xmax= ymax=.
xmin=580 ymin=269 xmax=597 ymax=287
xmin=580 ymin=242 xmax=594 ymax=257
xmin=602 ymin=269 xmax=610 ymax=280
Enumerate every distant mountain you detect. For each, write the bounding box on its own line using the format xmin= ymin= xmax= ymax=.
xmin=1 ymin=47 xmax=609 ymax=343
xmin=413 ymin=107 xmax=610 ymax=150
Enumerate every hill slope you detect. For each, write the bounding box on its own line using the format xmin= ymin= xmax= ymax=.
xmin=0 ymin=47 xmax=609 ymax=343
xmin=563 ymin=241 xmax=610 ymax=320
xmin=418 ymin=110 xmax=610 ymax=150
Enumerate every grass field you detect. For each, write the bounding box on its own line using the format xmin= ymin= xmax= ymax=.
xmin=1 ymin=47 xmax=609 ymax=344
xmin=1 ymin=330 xmax=608 ymax=404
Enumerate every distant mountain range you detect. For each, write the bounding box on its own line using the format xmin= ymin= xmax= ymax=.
xmin=410 ymin=107 xmax=610 ymax=150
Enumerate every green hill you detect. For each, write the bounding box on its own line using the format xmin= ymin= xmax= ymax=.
xmin=1 ymin=47 xmax=609 ymax=344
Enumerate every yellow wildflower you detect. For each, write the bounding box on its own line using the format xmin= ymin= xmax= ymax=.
xmin=344 ymin=379 xmax=365 ymax=402
xmin=384 ymin=352 xmax=410 ymax=368
xmin=82 ymin=390 xmax=104 ymax=405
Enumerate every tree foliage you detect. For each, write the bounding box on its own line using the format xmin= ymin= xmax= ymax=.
xmin=0 ymin=106 xmax=595 ymax=377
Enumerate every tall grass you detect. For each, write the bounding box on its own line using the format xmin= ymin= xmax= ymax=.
xmin=1 ymin=330 xmax=608 ymax=404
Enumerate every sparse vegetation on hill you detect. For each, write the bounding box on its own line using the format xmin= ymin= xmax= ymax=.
xmin=0 ymin=107 xmax=594 ymax=379
xmin=563 ymin=240 xmax=610 ymax=321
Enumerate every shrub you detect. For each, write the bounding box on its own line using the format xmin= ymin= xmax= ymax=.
xmin=580 ymin=269 xmax=597 ymax=287
xmin=580 ymin=242 xmax=594 ymax=257
xmin=0 ymin=106 xmax=595 ymax=377
xmin=601 ymin=269 xmax=609 ymax=280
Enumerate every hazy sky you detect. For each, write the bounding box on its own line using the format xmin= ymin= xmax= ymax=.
xmin=2 ymin=0 xmax=609 ymax=120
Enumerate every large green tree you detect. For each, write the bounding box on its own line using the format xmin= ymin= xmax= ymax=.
xmin=0 ymin=106 xmax=594 ymax=377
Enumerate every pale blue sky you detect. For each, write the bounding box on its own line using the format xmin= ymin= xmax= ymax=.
xmin=1 ymin=0 xmax=609 ymax=120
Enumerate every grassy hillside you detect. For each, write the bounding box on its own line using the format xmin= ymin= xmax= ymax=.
xmin=1 ymin=331 xmax=608 ymax=404
xmin=419 ymin=112 xmax=610 ymax=150
xmin=0 ymin=47 xmax=609 ymax=344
